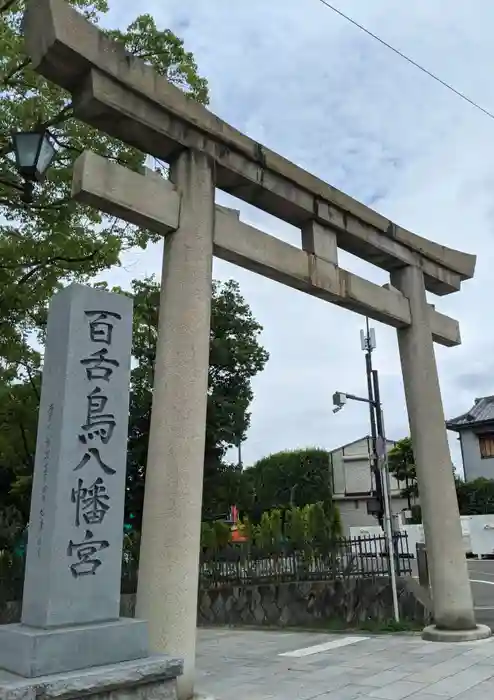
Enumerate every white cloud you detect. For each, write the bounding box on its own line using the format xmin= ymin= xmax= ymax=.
xmin=103 ymin=0 xmax=494 ymax=471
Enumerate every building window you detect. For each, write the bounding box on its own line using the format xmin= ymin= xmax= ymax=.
xmin=478 ymin=433 xmax=494 ymax=459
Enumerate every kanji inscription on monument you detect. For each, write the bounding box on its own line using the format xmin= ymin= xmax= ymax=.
xmin=21 ymin=284 xmax=133 ymax=628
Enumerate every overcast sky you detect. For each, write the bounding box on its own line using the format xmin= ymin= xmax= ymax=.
xmin=101 ymin=0 xmax=494 ymax=470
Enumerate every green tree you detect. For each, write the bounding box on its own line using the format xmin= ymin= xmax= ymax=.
xmin=200 ymin=522 xmax=213 ymax=552
xmin=245 ymin=448 xmax=333 ymax=514
xmin=304 ymin=501 xmax=342 ymax=554
xmin=456 ymin=478 xmax=494 ymax=515
xmin=257 ymin=512 xmax=273 ymax=552
xmin=0 ymin=376 xmax=40 ymax=522
xmin=306 ymin=503 xmax=326 ymax=554
xmin=119 ymin=276 xmax=268 ymax=524
xmin=387 ymin=437 xmax=418 ymax=506
xmin=211 ymin=520 xmax=232 ymax=550
xmin=240 ymin=515 xmax=253 ymax=544
xmin=269 ymin=508 xmax=283 ymax=554
xmin=329 ymin=505 xmax=343 ymax=540
xmin=284 ymin=506 xmax=308 ymax=552
xmin=0 ymin=276 xmax=268 ymax=531
xmin=0 ymin=0 xmax=208 ymax=380
xmin=0 ymin=0 xmax=209 ymax=545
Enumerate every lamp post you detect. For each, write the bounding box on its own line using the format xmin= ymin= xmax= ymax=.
xmin=332 ymin=388 xmax=400 ymax=623
xmin=11 ymin=129 xmax=56 ymax=203
xmin=360 ymin=319 xmax=385 ymax=528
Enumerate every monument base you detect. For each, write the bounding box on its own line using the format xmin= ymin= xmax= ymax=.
xmin=0 ymin=617 xmax=149 ymax=678
xmin=0 ymin=655 xmax=182 ymax=700
xmin=422 ymin=623 xmax=492 ymax=643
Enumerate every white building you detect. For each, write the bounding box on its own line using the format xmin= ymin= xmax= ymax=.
xmin=330 ymin=436 xmax=412 ymax=534
xmin=447 ymin=396 xmax=494 ymax=481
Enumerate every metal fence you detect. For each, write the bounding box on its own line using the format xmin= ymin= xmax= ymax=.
xmin=0 ymin=534 xmax=412 ymax=603
xmin=199 ymin=533 xmax=412 ymax=587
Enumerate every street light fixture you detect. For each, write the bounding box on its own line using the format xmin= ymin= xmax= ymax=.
xmin=332 ymin=391 xmax=347 ymax=413
xmin=11 ymin=129 xmax=56 ymax=203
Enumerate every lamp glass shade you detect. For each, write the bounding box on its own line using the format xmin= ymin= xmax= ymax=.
xmin=36 ymin=135 xmax=56 ymax=177
xmin=12 ymin=131 xmax=56 ymax=181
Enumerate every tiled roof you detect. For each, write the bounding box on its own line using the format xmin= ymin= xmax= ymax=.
xmin=329 ymin=435 xmax=395 ymax=453
xmin=447 ymin=396 xmax=494 ymax=430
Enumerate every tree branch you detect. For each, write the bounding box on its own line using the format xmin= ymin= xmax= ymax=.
xmin=0 ymin=250 xmax=104 ymax=284
xmin=48 ymin=132 xmax=81 ymax=154
xmin=134 ymin=51 xmax=171 ymax=65
xmin=49 ymin=131 xmax=140 ymax=170
xmin=0 ymin=176 xmax=24 ymax=193
xmin=2 ymin=58 xmax=31 ymax=86
xmin=19 ymin=421 xmax=35 ymax=470
xmin=22 ymin=363 xmax=40 ymax=403
xmin=40 ymin=103 xmax=73 ymax=130
xmin=17 ymin=249 xmax=102 ymax=285
xmin=31 ymin=194 xmax=72 ymax=210
xmin=0 ymin=191 xmax=73 ymax=211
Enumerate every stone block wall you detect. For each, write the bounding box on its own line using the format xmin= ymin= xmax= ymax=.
xmin=197 ymin=577 xmax=431 ymax=628
xmin=1 ymin=578 xmax=431 ymax=628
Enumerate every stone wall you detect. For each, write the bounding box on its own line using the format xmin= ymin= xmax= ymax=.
xmin=1 ymin=578 xmax=431 ymax=628
xmin=197 ymin=577 xmax=431 ymax=628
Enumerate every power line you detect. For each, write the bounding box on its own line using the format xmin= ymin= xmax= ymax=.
xmin=317 ymin=0 xmax=494 ymax=122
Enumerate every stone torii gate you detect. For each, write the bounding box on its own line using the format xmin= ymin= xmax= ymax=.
xmin=24 ymin=0 xmax=490 ymax=696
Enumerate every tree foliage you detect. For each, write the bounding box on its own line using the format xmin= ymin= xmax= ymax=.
xmin=0 ymin=276 xmax=268 ymax=529
xmin=0 ymin=1 xmax=272 ymax=563
xmin=245 ymin=448 xmax=333 ymax=516
xmin=387 ymin=437 xmax=494 ymax=518
xmin=199 ymin=502 xmax=343 ymax=559
xmin=0 ymin=375 xmax=40 ymax=528
xmin=456 ymin=478 xmax=494 ymax=515
xmin=387 ymin=437 xmax=415 ymax=482
xmin=285 ymin=506 xmax=308 ymax=552
xmin=0 ymin=0 xmax=209 ymax=379
xmin=387 ymin=437 xmax=418 ymax=504
xmin=102 ymin=276 xmax=268 ymax=525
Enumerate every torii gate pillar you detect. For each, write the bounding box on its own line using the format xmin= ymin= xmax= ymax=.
xmin=392 ymin=265 xmax=487 ymax=640
xmin=135 ymin=150 xmax=214 ymax=699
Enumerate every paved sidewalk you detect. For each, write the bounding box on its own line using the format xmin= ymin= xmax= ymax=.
xmin=196 ymin=628 xmax=494 ymax=699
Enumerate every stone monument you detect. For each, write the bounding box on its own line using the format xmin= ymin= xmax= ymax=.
xmin=0 ymin=284 xmax=182 ymax=699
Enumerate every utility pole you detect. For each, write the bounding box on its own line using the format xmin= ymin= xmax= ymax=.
xmin=372 ymin=366 xmax=400 ymax=574
xmin=360 ymin=319 xmax=384 ymax=528
xmin=332 ymin=383 xmax=400 ymax=623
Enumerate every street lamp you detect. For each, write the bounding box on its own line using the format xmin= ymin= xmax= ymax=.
xmin=332 ymin=392 xmax=347 ymax=413
xmin=12 ymin=129 xmax=56 ymax=203
xmin=332 ymin=382 xmax=400 ymax=623
xmin=361 ymin=320 xmax=384 ymax=529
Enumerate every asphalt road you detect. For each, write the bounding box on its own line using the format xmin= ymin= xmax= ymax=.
xmin=468 ymin=559 xmax=494 ymax=626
